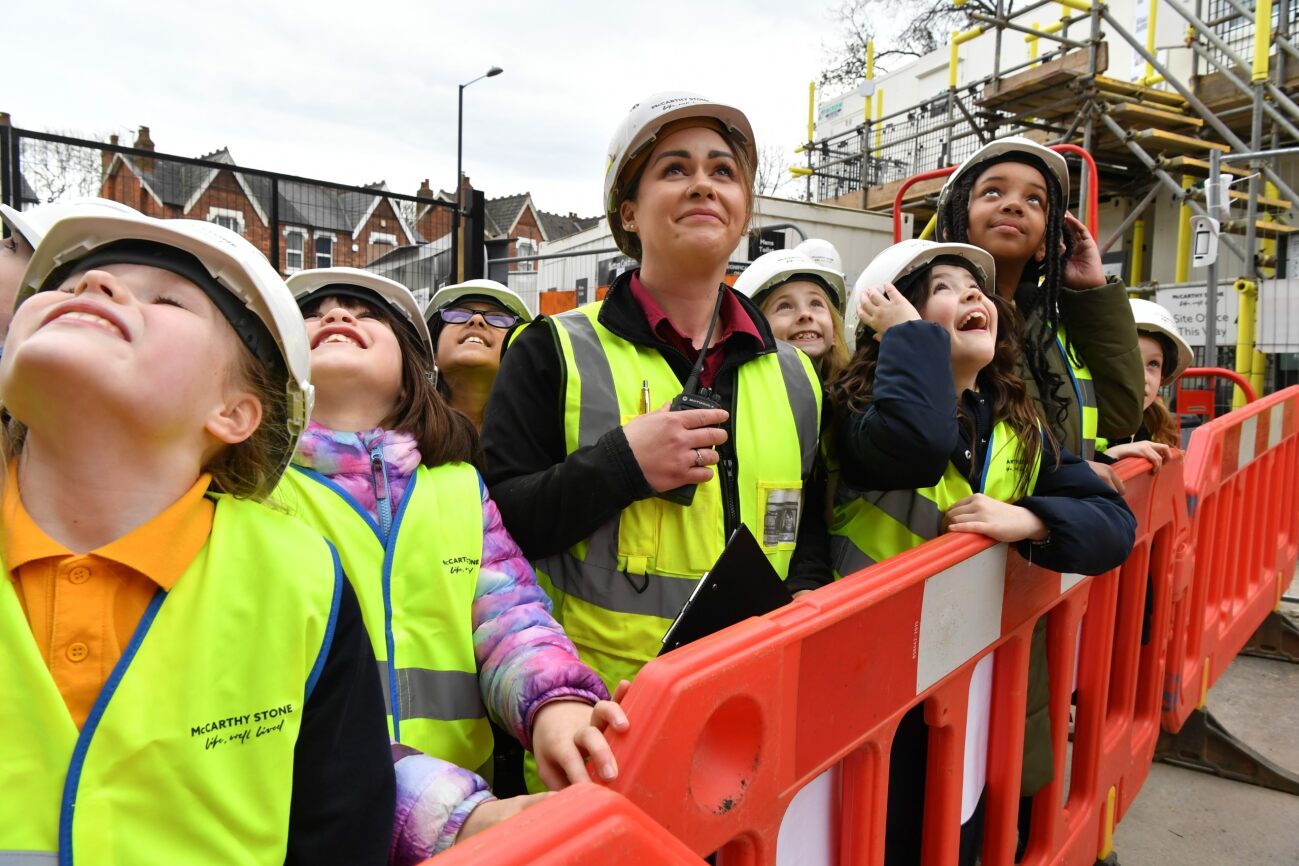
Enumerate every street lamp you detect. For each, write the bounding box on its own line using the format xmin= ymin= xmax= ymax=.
xmin=452 ymin=65 xmax=503 ymax=282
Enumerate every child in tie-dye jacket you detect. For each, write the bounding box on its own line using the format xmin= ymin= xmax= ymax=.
xmin=273 ymin=268 xmax=628 ymax=863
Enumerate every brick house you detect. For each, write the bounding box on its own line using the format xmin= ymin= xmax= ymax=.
xmin=483 ymin=192 xmax=599 ymax=284
xmin=100 ymin=126 xmax=424 ymax=275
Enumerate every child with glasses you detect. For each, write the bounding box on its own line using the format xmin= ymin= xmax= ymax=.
xmin=425 ymin=280 xmax=533 ymax=431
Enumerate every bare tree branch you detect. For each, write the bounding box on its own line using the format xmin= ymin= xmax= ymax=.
xmin=20 ymin=129 xmax=118 ymax=204
xmin=754 ymin=144 xmax=798 ymax=198
xmin=819 ymin=0 xmax=987 ymax=88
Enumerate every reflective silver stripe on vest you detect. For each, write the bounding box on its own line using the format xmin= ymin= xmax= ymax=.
xmin=1078 ymin=376 xmax=1096 ymax=408
xmin=862 ymin=488 xmax=944 ymax=542
xmin=0 ymin=853 xmax=57 ymax=864
xmin=830 ymin=534 xmax=877 ymax=577
xmin=555 ymin=311 xmax=620 ymax=449
xmin=542 ymin=545 xmax=700 ymax=619
xmin=775 ymin=341 xmax=820 ymax=478
xmin=378 ymin=665 xmax=485 ymax=721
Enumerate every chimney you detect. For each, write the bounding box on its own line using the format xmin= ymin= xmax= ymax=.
xmin=133 ymin=125 xmax=154 ymax=173
xmin=417 ymin=178 xmax=433 ymax=200
xmin=102 ymin=133 xmax=119 ymax=175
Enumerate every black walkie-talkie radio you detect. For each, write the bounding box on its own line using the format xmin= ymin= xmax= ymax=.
xmin=659 ymin=288 xmax=726 ymax=507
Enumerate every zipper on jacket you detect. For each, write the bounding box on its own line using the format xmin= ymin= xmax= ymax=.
xmin=720 ymin=387 xmax=740 ymax=539
xmin=370 ymin=444 xmax=393 ymax=538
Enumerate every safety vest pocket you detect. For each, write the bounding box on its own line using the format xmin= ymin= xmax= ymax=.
xmin=756 ymin=481 xmax=803 ymax=552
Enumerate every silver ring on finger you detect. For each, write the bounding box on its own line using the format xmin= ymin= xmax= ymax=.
xmin=693 ymin=448 xmax=705 ymax=468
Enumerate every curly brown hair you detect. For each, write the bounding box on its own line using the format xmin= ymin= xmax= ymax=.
xmin=825 ymin=259 xmax=1054 ymax=498
xmin=1144 ymin=397 xmax=1179 ymax=448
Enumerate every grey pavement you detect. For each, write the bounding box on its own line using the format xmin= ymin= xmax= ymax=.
xmin=1111 ymin=573 xmax=1299 ymax=865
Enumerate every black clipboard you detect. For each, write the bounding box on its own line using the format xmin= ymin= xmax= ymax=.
xmin=659 ymin=524 xmax=793 ymax=655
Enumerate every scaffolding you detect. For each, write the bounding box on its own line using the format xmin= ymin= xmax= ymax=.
xmin=796 ymin=0 xmax=1299 ymax=399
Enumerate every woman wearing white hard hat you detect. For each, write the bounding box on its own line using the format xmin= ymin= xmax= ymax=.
xmin=0 ymin=212 xmax=393 ymax=861
xmin=426 ymin=279 xmax=532 ymax=430
xmin=735 ymin=247 xmax=850 ymax=382
xmin=0 ymin=197 xmax=137 ymax=343
xmin=1098 ymin=298 xmax=1192 ymax=467
xmin=480 ymin=91 xmax=824 ymax=693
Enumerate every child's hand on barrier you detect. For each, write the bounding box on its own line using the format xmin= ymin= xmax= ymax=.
xmin=856 ymin=281 xmax=921 ymax=340
xmin=1102 ymin=441 xmax=1173 ymax=471
xmin=530 ymin=680 xmax=631 ymax=790
xmin=1086 ymin=459 xmax=1126 ymax=493
xmin=1060 ymin=212 xmax=1108 ymax=289
xmin=943 ymin=493 xmax=1049 ymax=543
xmin=457 ymin=792 xmax=552 ymax=843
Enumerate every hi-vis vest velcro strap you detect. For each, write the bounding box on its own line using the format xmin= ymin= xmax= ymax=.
xmin=0 ymin=496 xmax=340 ymax=865
xmin=830 ymin=420 xmax=1042 ymax=578
xmin=1056 ymin=328 xmax=1099 ymax=460
xmin=539 ymin=303 xmax=821 ymax=686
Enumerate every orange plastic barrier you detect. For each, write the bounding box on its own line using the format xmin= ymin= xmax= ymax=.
xmin=424 ymin=784 xmax=706 ymax=866
xmin=1161 ymin=385 xmax=1299 ymax=733
xmin=596 ymin=456 xmax=1174 ymax=866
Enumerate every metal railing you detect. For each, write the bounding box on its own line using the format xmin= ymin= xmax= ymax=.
xmin=0 ymin=122 xmax=478 ymax=299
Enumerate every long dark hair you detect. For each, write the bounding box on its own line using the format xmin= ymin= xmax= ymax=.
xmin=825 ymin=259 xmax=1054 ymax=498
xmin=304 ymin=295 xmax=484 ymax=471
xmin=937 ymin=154 xmax=1074 ymax=430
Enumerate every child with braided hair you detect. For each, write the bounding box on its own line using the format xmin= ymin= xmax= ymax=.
xmin=934 ymin=136 xmax=1145 ymax=855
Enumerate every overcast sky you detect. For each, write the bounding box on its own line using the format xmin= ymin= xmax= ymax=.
xmin=9 ymin=0 xmax=854 ymax=217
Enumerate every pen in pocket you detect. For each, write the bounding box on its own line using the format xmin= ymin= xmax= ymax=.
xmin=641 ymin=379 xmax=651 ymax=415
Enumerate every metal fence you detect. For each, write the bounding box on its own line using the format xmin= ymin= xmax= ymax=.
xmin=0 ymin=123 xmax=477 ymax=308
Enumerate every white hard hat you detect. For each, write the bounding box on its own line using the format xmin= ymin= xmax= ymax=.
xmin=429 ymin=278 xmax=533 ymax=324
xmin=1129 ymin=298 xmax=1192 ymax=383
xmin=19 ymin=211 xmax=313 ymax=485
xmin=794 ymin=238 xmax=844 ymax=277
xmin=845 ymin=240 xmax=996 ymax=350
xmin=935 ymin=136 xmax=1070 ymax=240
xmin=603 ymin=91 xmax=756 ymax=255
xmin=288 ymin=267 xmax=434 ymax=356
xmin=734 ymin=248 xmax=847 ymax=312
xmin=1 ymin=197 xmax=138 ymax=249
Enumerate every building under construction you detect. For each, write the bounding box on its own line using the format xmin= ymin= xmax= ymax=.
xmin=798 ymin=0 xmax=1299 ymax=404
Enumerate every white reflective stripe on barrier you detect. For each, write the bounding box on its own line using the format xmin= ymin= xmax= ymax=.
xmin=916 ymin=545 xmax=1008 ymax=695
xmin=1061 ymin=571 xmax=1087 ymax=593
xmin=776 ymin=766 xmax=837 ymax=866
xmin=1239 ymin=415 xmax=1258 ymax=468
xmin=962 ymin=654 xmax=995 ymax=823
xmin=1270 ymin=404 xmax=1284 ymax=451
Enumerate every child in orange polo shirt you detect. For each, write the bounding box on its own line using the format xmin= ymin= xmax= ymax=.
xmin=0 ymin=210 xmax=393 ymax=864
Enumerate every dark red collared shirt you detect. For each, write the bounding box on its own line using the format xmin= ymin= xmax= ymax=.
xmin=628 ymin=271 xmax=762 ymax=389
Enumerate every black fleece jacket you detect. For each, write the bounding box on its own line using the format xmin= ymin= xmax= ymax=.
xmin=790 ymin=320 xmax=1135 ymax=592
xmin=481 ymin=270 xmax=830 ymax=586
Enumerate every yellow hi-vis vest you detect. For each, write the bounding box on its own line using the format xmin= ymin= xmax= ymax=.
xmin=0 ymin=495 xmax=341 ymax=866
xmin=275 ymin=462 xmax=491 ymax=776
xmin=537 ymin=302 xmax=822 ymax=691
xmin=1055 ymin=326 xmax=1102 ymax=459
xmin=829 ymin=419 xmax=1042 ymax=577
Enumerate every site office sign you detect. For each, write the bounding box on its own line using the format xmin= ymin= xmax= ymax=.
xmin=1155 ymin=284 xmax=1238 ymax=348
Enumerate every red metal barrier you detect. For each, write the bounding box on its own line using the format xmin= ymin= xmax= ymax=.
xmin=424 ymin=785 xmax=706 ymax=866
xmin=1175 ymin=367 xmax=1258 ymax=423
xmin=1162 ymin=385 xmax=1299 ymax=733
xmin=594 ymin=457 xmax=1171 ymax=866
xmin=891 ymin=144 xmax=1100 ymax=243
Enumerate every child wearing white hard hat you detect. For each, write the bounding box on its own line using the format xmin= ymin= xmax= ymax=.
xmin=1099 ymin=298 xmax=1192 ymax=467
xmin=277 ymin=267 xmax=623 ymax=858
xmin=426 ymin=278 xmax=532 ymax=430
xmin=934 ymin=136 xmax=1144 ymax=467
xmin=734 ymin=247 xmax=849 ymax=382
xmin=816 ymin=239 xmax=1135 ymax=866
xmin=0 ymin=212 xmax=393 ymax=861
xmin=0 ymin=197 xmax=136 ymax=343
